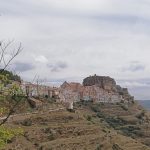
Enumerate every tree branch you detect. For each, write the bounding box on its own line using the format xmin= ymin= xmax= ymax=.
xmin=0 ymin=41 xmax=22 ymax=73
xmin=0 ymin=99 xmax=20 ymax=125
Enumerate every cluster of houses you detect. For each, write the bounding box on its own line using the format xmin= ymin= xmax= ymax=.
xmin=19 ymin=75 xmax=134 ymax=110
xmin=21 ymin=81 xmax=58 ymax=98
xmin=59 ymin=81 xmax=134 ymax=104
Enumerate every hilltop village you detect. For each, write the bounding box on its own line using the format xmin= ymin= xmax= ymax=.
xmin=2 ymin=74 xmax=150 ymax=150
xmin=21 ymin=75 xmax=134 ymax=109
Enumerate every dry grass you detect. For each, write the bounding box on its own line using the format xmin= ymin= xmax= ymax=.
xmin=4 ymin=102 xmax=150 ymax=150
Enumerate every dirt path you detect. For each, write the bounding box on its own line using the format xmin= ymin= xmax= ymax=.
xmin=0 ymin=107 xmax=65 ymax=123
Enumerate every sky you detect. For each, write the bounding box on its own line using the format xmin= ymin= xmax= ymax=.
xmin=0 ymin=0 xmax=150 ymax=100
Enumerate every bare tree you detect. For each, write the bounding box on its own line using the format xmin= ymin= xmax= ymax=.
xmin=0 ymin=40 xmax=22 ymax=72
xmin=29 ymin=75 xmax=47 ymax=98
xmin=0 ymin=40 xmax=22 ymax=125
xmin=34 ymin=75 xmax=46 ymax=98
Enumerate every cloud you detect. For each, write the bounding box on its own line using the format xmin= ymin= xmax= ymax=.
xmin=117 ymin=78 xmax=150 ymax=100
xmin=121 ymin=61 xmax=145 ymax=72
xmin=34 ymin=55 xmax=48 ymax=63
xmin=12 ymin=62 xmax=35 ymax=72
xmin=1 ymin=0 xmax=150 ymax=99
xmin=119 ymin=81 xmax=150 ymax=88
xmin=118 ymin=77 xmax=150 ymax=87
xmin=129 ymin=87 xmax=150 ymax=100
xmin=47 ymin=61 xmax=68 ymax=72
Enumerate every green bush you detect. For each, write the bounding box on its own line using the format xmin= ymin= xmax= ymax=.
xmin=0 ymin=126 xmax=23 ymax=149
xmin=0 ymin=70 xmax=21 ymax=82
xmin=119 ymin=125 xmax=141 ymax=137
xmin=104 ymin=117 xmax=126 ymax=128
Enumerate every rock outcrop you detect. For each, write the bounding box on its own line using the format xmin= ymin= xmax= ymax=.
xmin=83 ymin=75 xmax=116 ymax=91
xmin=83 ymin=75 xmax=134 ymax=102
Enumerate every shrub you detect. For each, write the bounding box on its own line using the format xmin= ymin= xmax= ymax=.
xmin=91 ymin=105 xmax=100 ymax=112
xmin=86 ymin=115 xmax=92 ymax=121
xmin=22 ymin=119 xmax=32 ymax=126
xmin=95 ymin=144 xmax=103 ymax=150
xmin=105 ymin=117 xmax=126 ymax=128
xmin=0 ymin=126 xmax=23 ymax=149
xmin=119 ymin=125 xmax=141 ymax=137
xmin=120 ymin=104 xmax=128 ymax=111
xmin=136 ymin=111 xmax=145 ymax=119
xmin=112 ymin=144 xmax=123 ymax=150
xmin=48 ymin=133 xmax=55 ymax=140
xmin=0 ymin=70 xmax=21 ymax=82
xmin=96 ymin=112 xmax=105 ymax=118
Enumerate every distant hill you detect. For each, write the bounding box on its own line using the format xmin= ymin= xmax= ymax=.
xmin=138 ymin=100 xmax=150 ymax=111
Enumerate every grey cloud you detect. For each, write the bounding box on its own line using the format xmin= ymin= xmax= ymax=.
xmin=117 ymin=78 xmax=150 ymax=100
xmin=47 ymin=61 xmax=68 ymax=72
xmin=12 ymin=62 xmax=35 ymax=72
xmin=118 ymin=79 xmax=150 ymax=88
xmin=1 ymin=0 xmax=150 ymax=26
xmin=2 ymin=0 xmax=150 ymax=100
xmin=121 ymin=61 xmax=145 ymax=72
xmin=129 ymin=87 xmax=150 ymax=100
xmin=89 ymin=14 xmax=150 ymax=27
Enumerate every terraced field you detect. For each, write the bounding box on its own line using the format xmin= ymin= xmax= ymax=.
xmin=4 ymin=102 xmax=150 ymax=150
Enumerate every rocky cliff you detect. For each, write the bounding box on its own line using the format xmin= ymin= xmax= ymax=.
xmin=83 ymin=75 xmax=116 ymax=91
xmin=82 ymin=75 xmax=134 ymax=102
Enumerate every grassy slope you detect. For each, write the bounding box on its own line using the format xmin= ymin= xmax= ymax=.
xmin=4 ymin=101 xmax=150 ymax=150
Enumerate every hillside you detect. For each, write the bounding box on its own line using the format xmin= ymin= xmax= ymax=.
xmin=3 ymin=100 xmax=150 ymax=150
xmin=0 ymin=69 xmax=21 ymax=82
xmin=1 ymin=75 xmax=150 ymax=150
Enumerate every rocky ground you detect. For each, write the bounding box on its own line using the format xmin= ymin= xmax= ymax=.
xmin=3 ymin=101 xmax=150 ymax=150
